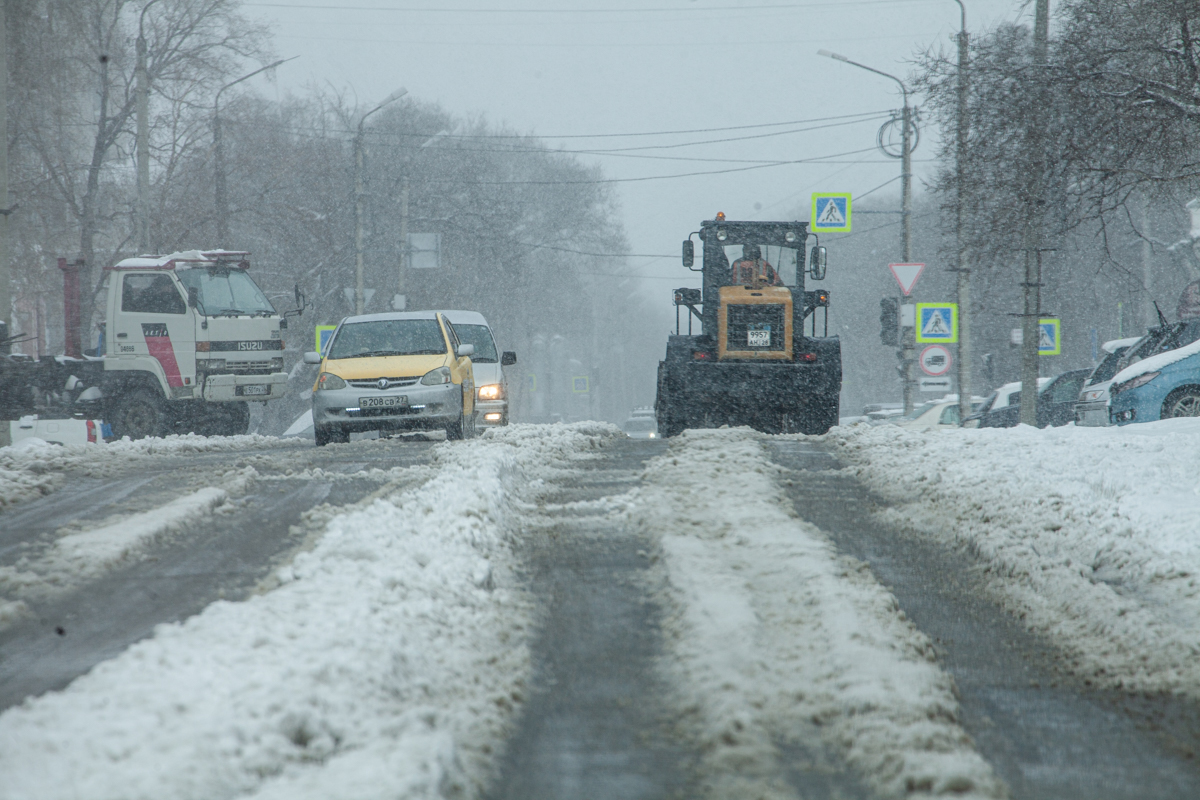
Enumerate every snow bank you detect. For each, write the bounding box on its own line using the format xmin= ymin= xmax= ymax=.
xmin=0 ymin=423 xmax=618 ymax=800
xmin=628 ymin=428 xmax=1002 ymax=799
xmin=827 ymin=420 xmax=1200 ymax=699
xmin=0 ymin=433 xmax=305 ymax=510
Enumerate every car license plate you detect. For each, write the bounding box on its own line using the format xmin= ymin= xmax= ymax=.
xmin=747 ymin=330 xmax=770 ymax=347
xmin=359 ymin=396 xmax=407 ymax=408
xmin=240 ymin=384 xmax=269 ymax=396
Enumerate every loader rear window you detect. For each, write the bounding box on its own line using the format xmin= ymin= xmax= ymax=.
xmin=122 ymin=274 xmax=186 ymax=315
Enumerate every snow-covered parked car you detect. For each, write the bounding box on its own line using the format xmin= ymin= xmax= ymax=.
xmin=892 ymin=396 xmax=982 ymax=430
xmin=978 ymin=371 xmax=1088 ymax=429
xmin=9 ymin=415 xmax=106 ymax=446
xmin=1109 ymin=338 xmax=1200 ymax=424
xmin=1074 ymin=337 xmax=1141 ymax=426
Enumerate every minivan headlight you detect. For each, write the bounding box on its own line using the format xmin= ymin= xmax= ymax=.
xmin=1112 ymin=371 xmax=1160 ymax=394
xmin=421 ymin=366 xmax=452 ymax=386
xmin=317 ymin=372 xmax=346 ymax=391
xmin=478 ymin=384 xmax=502 ymax=400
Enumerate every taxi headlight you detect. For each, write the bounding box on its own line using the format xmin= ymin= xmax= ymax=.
xmin=317 ymin=372 xmax=346 ymax=391
xmin=420 ymin=366 xmax=452 ymax=386
xmin=478 ymin=384 xmax=502 ymax=401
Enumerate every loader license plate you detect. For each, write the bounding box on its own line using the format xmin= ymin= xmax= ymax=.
xmin=359 ymin=396 xmax=407 ymax=408
xmin=747 ymin=330 xmax=771 ymax=347
xmin=238 ymin=384 xmax=269 ymax=396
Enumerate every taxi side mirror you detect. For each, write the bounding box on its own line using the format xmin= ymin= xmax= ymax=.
xmin=682 ymin=239 xmax=694 ymax=268
xmin=303 ymin=351 xmax=322 ymax=364
xmin=457 ymin=344 xmax=475 ymax=357
xmin=501 ymin=351 xmax=517 ymax=366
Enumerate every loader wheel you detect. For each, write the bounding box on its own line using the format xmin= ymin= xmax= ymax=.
xmin=799 ymin=397 xmax=839 ymax=436
xmin=109 ymin=390 xmax=167 ymax=440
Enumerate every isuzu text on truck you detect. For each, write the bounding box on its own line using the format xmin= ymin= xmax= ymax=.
xmin=0 ymin=250 xmax=298 ymax=439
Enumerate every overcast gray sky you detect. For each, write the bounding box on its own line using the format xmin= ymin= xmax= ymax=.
xmin=243 ymin=0 xmax=1030 ymax=284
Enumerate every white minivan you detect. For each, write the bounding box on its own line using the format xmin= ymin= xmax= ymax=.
xmin=437 ymin=311 xmax=517 ymax=427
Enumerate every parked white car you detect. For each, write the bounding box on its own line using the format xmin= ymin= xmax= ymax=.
xmin=436 ymin=310 xmax=517 ymax=427
xmin=893 ymin=396 xmax=983 ymax=431
xmin=1075 ymin=336 xmax=1141 ymax=427
xmin=9 ymin=415 xmax=106 ymax=446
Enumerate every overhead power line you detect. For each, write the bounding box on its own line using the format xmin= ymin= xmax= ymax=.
xmin=248 ymin=1 xmax=933 ymax=14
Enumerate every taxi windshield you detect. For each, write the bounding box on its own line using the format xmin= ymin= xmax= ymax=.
xmin=328 ymin=319 xmax=447 ymax=359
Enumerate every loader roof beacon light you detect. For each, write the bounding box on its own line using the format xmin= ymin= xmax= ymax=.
xmin=655 ymin=214 xmax=842 ymax=437
xmin=716 ymin=212 xmax=726 ymax=221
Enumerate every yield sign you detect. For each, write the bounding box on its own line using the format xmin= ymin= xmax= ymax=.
xmin=889 ymin=262 xmax=925 ymax=296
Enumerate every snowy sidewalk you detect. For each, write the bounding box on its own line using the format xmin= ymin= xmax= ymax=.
xmin=827 ymin=420 xmax=1200 ymax=699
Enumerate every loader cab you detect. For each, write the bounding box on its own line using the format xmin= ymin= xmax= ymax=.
xmin=684 ymin=217 xmax=829 ymax=360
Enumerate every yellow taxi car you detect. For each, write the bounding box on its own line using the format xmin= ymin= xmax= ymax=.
xmin=303 ymin=311 xmax=475 ymax=445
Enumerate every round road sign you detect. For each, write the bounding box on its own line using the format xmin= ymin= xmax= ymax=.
xmin=919 ymin=344 xmax=952 ymax=377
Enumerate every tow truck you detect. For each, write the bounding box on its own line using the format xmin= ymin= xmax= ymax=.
xmin=654 ymin=214 xmax=841 ymax=436
xmin=0 ymin=250 xmax=300 ymax=439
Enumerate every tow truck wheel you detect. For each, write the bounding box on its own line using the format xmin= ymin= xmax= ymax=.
xmin=109 ymin=390 xmax=166 ymax=440
xmin=216 ymin=402 xmax=251 ymax=436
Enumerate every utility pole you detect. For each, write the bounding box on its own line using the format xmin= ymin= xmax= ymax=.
xmin=135 ymin=1 xmax=159 ymax=254
xmin=1019 ymin=0 xmax=1050 ymax=426
xmin=818 ymin=49 xmax=919 ymax=412
xmin=0 ymin=1 xmax=9 ymax=448
xmin=213 ymin=58 xmax=292 ymax=247
xmin=951 ymin=0 xmax=972 ymax=423
xmin=397 ymin=174 xmax=408 ymax=309
xmin=353 ymin=88 xmax=407 ymax=315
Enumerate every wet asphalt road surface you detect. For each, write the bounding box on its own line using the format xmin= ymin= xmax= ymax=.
xmin=486 ymin=438 xmax=700 ymax=800
xmin=770 ymin=438 xmax=1200 ymax=800
xmin=0 ymin=439 xmax=435 ymax=711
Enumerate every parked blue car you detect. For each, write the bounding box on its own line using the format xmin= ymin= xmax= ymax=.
xmin=1109 ymin=339 xmax=1200 ymax=424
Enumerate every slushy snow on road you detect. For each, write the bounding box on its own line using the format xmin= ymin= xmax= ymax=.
xmin=628 ymin=428 xmax=1003 ymax=799
xmin=828 ymin=419 xmax=1200 ymax=699
xmin=0 ymin=424 xmax=618 ymax=800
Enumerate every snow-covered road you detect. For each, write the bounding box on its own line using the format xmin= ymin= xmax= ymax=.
xmin=2 ymin=421 xmax=1200 ymax=799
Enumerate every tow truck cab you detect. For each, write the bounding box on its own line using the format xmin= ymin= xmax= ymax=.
xmin=103 ymin=250 xmax=287 ymax=404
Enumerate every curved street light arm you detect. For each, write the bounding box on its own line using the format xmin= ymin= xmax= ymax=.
xmin=817 ymin=49 xmax=908 ymax=106
xmin=216 ymin=56 xmax=297 ymax=112
xmin=357 ymin=88 xmax=409 ymax=136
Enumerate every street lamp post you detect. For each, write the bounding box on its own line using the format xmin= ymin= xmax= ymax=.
xmin=213 ymin=57 xmax=293 ymax=247
xmin=135 ymin=0 xmax=161 ymax=255
xmin=819 ymin=49 xmax=918 ymax=412
xmin=951 ymin=0 xmax=972 ymax=424
xmin=396 ymin=129 xmax=450 ymax=311
xmin=354 ymin=88 xmax=408 ymax=315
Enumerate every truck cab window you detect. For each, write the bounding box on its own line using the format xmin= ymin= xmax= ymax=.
xmin=122 ymin=273 xmax=186 ymax=315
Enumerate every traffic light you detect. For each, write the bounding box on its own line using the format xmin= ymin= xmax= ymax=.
xmin=880 ymin=298 xmax=899 ymax=346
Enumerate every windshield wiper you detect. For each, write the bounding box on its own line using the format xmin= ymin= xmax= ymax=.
xmin=213 ymin=308 xmax=248 ymax=316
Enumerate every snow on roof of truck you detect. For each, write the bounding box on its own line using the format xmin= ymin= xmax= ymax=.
xmin=108 ymin=250 xmax=251 ymax=271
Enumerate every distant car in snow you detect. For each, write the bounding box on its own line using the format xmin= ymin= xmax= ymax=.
xmin=434 ymin=310 xmax=517 ymax=428
xmin=892 ymin=396 xmax=983 ymax=430
xmin=966 ymin=376 xmax=1057 ymax=428
xmin=622 ymin=408 xmax=659 ymax=439
xmin=1074 ymin=337 xmax=1140 ymax=427
xmin=1109 ymin=338 xmax=1200 ymax=424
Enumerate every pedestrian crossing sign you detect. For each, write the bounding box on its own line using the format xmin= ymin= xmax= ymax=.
xmin=1038 ymin=318 xmax=1061 ymax=355
xmin=915 ymin=303 xmax=958 ymax=343
xmin=315 ymin=324 xmax=337 ymax=355
xmin=572 ymin=376 xmax=590 ymax=394
xmin=811 ymin=193 xmax=852 ymax=232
